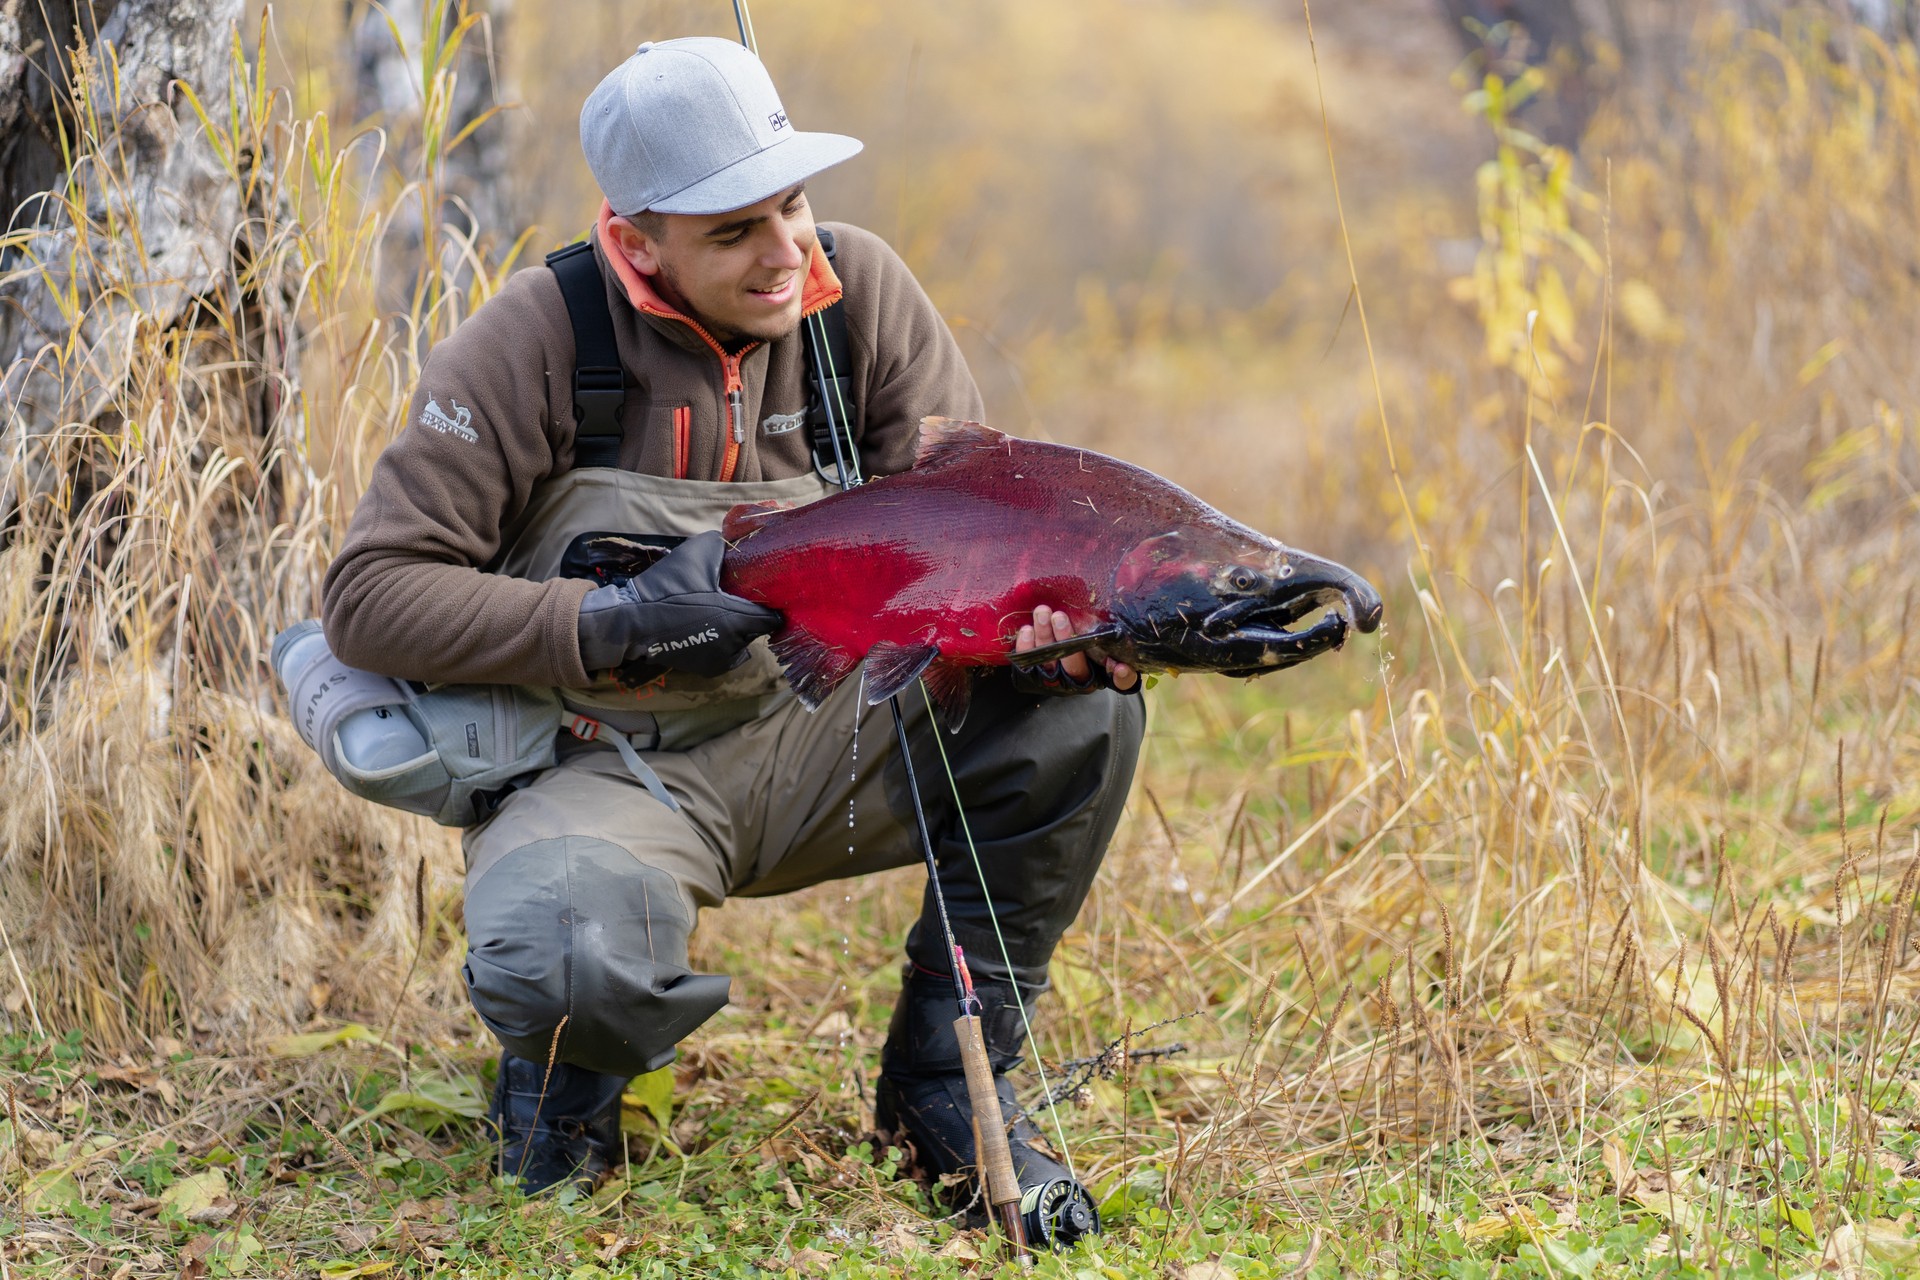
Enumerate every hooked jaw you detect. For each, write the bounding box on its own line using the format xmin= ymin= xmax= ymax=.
xmin=1021 ymin=533 xmax=1386 ymax=678
xmin=1182 ymin=548 xmax=1384 ymax=674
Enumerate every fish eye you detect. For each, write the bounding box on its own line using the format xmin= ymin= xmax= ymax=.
xmin=1229 ymin=568 xmax=1260 ymax=592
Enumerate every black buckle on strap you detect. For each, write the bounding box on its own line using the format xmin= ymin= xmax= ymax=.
xmin=547 ymin=239 xmax=627 ymax=469
xmin=574 ymin=366 xmax=625 ymax=436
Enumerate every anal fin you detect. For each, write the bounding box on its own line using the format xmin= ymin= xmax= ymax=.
xmin=862 ymin=640 xmax=939 ymax=705
xmin=917 ymin=658 xmax=973 ymax=733
xmin=771 ymin=628 xmax=861 ymax=711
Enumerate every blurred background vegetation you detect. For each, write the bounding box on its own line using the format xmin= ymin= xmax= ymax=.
xmin=7 ymin=1 xmax=1920 ymax=1274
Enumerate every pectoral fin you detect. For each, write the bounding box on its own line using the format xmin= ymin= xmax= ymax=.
xmin=771 ymin=628 xmax=861 ymax=711
xmin=1006 ymin=624 xmax=1124 ymax=670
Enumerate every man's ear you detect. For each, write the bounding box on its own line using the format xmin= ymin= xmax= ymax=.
xmin=607 ymin=215 xmax=663 ymax=276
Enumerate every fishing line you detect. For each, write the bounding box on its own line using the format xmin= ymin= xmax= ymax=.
xmin=804 ymin=312 xmax=862 ymax=487
xmin=917 ymin=681 xmax=1082 ymax=1181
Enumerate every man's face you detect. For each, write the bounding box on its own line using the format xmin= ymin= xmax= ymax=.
xmin=609 ymin=184 xmax=816 ymax=347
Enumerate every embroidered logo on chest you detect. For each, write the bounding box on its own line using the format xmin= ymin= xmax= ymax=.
xmin=761 ymin=409 xmax=806 ymax=436
xmin=420 ymin=396 xmax=478 ymax=442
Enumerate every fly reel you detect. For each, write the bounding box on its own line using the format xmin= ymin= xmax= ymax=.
xmin=1019 ymin=1178 xmax=1100 ymax=1250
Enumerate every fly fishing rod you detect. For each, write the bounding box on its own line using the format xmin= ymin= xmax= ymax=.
xmin=724 ymin=6 xmax=1030 ymax=1255
xmin=801 ymin=275 xmax=1032 ymax=1266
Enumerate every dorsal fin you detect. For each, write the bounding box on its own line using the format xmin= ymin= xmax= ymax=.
xmin=914 ymin=417 xmax=1008 ymax=469
xmin=721 ymin=498 xmax=789 ymax=542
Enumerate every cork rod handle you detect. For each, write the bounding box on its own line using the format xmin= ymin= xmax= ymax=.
xmin=954 ymin=1013 xmax=1031 ymax=1259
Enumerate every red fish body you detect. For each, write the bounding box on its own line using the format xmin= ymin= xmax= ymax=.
xmin=720 ymin=419 xmax=1381 ymax=727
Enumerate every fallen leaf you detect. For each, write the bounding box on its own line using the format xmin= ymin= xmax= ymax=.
xmin=809 ymin=1011 xmax=854 ymax=1042
xmin=1822 ymin=1222 xmax=1866 ymax=1280
xmin=268 ymin=1023 xmax=396 ymax=1058
xmin=20 ymin=1169 xmax=84 ymax=1215
xmin=1459 ymin=1205 xmax=1548 ymax=1242
xmin=623 ymin=1065 xmax=674 ymax=1133
xmin=338 ymin=1075 xmax=486 ymax=1135
xmin=1864 ymin=1218 xmax=1920 ymax=1265
xmin=594 ymin=1234 xmax=635 ymax=1265
xmin=873 ymin=1221 xmax=924 ymax=1255
xmin=937 ymin=1232 xmax=982 ymax=1260
xmin=95 ymin=1063 xmax=159 ymax=1089
xmin=1183 ymin=1262 xmax=1238 ymax=1280
xmin=316 ymin=1261 xmax=397 ymax=1279
xmin=333 ymin=1223 xmax=381 ymax=1251
xmin=785 ymin=1247 xmax=836 ymax=1275
xmin=1601 ymin=1138 xmax=1703 ymax=1233
xmin=159 ymin=1170 xmax=228 ymax=1217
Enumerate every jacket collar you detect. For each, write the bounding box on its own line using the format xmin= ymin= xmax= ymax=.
xmin=592 ymin=199 xmax=842 ymax=359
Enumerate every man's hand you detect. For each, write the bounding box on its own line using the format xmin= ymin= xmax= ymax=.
xmin=1013 ymin=604 xmax=1139 ymax=693
xmin=577 ymin=530 xmax=782 ymax=679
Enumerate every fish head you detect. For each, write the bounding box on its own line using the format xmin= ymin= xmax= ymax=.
xmin=1109 ymin=529 xmax=1384 ymax=675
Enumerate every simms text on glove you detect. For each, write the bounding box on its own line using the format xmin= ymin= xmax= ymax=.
xmin=576 ymin=530 xmax=783 ymax=679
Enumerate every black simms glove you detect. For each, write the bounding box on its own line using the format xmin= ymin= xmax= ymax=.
xmin=577 ymin=530 xmax=782 ymax=679
xmin=1010 ymin=659 xmax=1141 ymax=698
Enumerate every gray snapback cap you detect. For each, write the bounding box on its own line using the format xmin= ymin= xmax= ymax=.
xmin=581 ymin=37 xmax=863 ymax=216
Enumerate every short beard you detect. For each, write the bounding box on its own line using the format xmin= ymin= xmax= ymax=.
xmin=655 ymin=260 xmax=803 ymax=349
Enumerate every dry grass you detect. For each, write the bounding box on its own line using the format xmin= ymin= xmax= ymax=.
xmin=0 ymin=19 xmax=476 ymax=1048
xmin=5 ymin=4 xmax=1920 ymax=1275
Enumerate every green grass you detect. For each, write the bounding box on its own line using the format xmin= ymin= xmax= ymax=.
xmin=7 ymin=967 xmax=1920 ymax=1279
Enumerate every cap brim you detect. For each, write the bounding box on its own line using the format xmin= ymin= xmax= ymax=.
xmin=649 ymin=131 xmax=864 ymax=215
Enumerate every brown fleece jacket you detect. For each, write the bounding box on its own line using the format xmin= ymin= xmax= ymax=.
xmin=321 ymin=219 xmax=985 ymax=689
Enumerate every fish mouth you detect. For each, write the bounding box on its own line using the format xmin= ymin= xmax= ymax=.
xmin=1197 ymin=555 xmax=1384 ymax=670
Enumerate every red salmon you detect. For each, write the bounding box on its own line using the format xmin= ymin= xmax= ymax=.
xmin=719 ymin=419 xmax=1382 ymax=728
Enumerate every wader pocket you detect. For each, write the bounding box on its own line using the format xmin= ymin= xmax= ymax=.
xmin=272 ymin=620 xmax=563 ymax=828
xmin=558 ymin=530 xmax=682 ymax=585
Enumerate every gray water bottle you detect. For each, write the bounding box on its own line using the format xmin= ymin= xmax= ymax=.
xmin=270 ymin=621 xmax=428 ymax=775
xmin=334 ymin=704 xmax=429 ymax=773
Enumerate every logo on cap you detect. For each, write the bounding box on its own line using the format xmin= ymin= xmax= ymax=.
xmin=768 ymin=110 xmax=789 ymax=132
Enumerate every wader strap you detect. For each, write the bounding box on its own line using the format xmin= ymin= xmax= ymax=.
xmin=565 ymin=713 xmax=679 ymax=811
xmin=805 ymin=227 xmax=857 ymax=481
xmin=546 ymin=241 xmax=626 ymax=469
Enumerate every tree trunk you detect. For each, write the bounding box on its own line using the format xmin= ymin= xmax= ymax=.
xmin=344 ymin=0 xmax=519 ymax=306
xmin=0 ymin=0 xmax=295 ymax=535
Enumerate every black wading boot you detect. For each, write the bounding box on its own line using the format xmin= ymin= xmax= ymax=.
xmin=875 ymin=966 xmax=1100 ymax=1250
xmin=487 ymin=1051 xmax=627 ymax=1195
